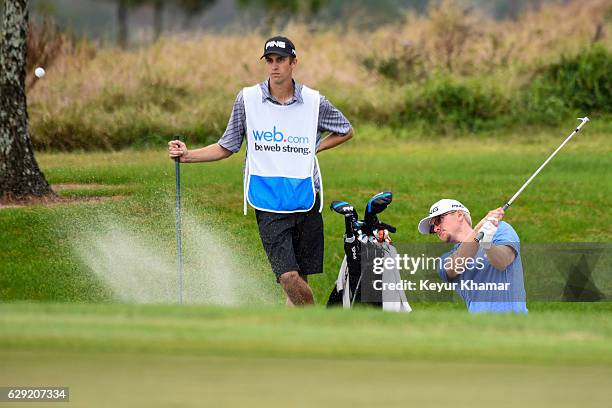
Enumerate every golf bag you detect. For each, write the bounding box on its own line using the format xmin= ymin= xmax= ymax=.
xmin=327 ymin=192 xmax=411 ymax=312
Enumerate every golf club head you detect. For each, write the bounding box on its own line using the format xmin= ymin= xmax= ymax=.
xmin=362 ymin=192 xmax=394 ymax=236
xmin=364 ymin=191 xmax=392 ymax=225
xmin=365 ymin=191 xmax=393 ymax=216
xmin=330 ymin=200 xmax=358 ymax=219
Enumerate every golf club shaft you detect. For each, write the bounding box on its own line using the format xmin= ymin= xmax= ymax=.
xmin=475 ymin=117 xmax=589 ymax=242
xmin=175 ymin=157 xmax=183 ymax=304
xmin=351 ymin=274 xmax=362 ymax=307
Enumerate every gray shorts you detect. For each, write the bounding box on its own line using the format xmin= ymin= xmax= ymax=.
xmin=255 ymin=195 xmax=324 ymax=282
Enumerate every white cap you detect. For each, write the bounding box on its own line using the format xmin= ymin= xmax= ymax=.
xmin=417 ymin=199 xmax=470 ymax=235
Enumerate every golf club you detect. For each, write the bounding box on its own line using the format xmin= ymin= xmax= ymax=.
xmin=328 ymin=193 xmax=398 ymax=308
xmin=363 ymin=191 xmax=396 ymax=237
xmin=331 ymin=199 xmax=363 ymax=241
xmin=174 ymin=136 xmax=184 ymax=304
xmin=331 ymin=200 xmax=359 ymax=225
xmin=475 ymin=117 xmax=590 ymax=242
xmin=364 ymin=191 xmax=392 ymax=226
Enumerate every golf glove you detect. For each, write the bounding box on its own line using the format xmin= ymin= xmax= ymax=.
xmin=478 ymin=218 xmax=498 ymax=250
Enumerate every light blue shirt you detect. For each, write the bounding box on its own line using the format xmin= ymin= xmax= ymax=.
xmin=438 ymin=221 xmax=528 ymax=313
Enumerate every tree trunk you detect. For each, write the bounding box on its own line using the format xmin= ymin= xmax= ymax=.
xmin=117 ymin=0 xmax=128 ymax=49
xmin=153 ymin=0 xmax=164 ymax=42
xmin=0 ymin=0 xmax=55 ymax=201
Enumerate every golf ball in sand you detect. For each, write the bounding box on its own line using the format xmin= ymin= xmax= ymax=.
xmin=35 ymin=67 xmax=46 ymax=78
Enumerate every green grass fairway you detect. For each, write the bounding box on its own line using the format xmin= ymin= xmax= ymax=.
xmin=1 ymin=303 xmax=612 ymax=407
xmin=2 ymin=303 xmax=612 ymax=365
xmin=3 ymin=351 xmax=611 ymax=408
xmin=1 ymin=134 xmax=610 ymax=406
xmin=1 ymin=134 xmax=610 ymax=303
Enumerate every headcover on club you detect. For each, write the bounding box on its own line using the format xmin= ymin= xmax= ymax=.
xmin=364 ymin=192 xmax=392 ymax=227
xmin=366 ymin=192 xmax=392 ymax=215
xmin=330 ymin=200 xmax=358 ymax=218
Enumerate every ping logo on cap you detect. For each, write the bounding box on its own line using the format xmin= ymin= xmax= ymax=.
xmin=266 ymin=40 xmax=286 ymax=49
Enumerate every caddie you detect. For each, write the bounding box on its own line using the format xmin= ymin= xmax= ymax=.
xmin=168 ymin=36 xmax=353 ymax=306
xmin=417 ymin=199 xmax=528 ymax=313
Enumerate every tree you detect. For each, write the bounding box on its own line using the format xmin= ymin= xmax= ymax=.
xmin=117 ymin=0 xmax=128 ymax=48
xmin=237 ymin=0 xmax=328 ymax=29
xmin=153 ymin=0 xmax=164 ymax=41
xmin=100 ymin=0 xmax=217 ymax=46
xmin=176 ymin=0 xmax=216 ymax=30
xmin=0 ymin=0 xmax=55 ymax=201
xmin=108 ymin=0 xmax=143 ymax=48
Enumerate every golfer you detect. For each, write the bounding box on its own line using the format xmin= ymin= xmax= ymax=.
xmin=417 ymin=199 xmax=528 ymax=313
xmin=168 ymin=36 xmax=353 ymax=306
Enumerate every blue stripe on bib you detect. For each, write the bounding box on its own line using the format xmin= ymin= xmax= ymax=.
xmin=248 ymin=175 xmax=315 ymax=212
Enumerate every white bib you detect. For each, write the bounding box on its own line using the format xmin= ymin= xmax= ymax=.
xmin=243 ymin=84 xmax=322 ymax=214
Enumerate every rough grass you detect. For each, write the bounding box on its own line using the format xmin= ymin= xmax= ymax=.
xmin=25 ymin=0 xmax=612 ymax=149
xmin=1 ymin=302 xmax=612 ymax=365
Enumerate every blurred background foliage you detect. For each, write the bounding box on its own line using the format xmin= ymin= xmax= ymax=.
xmin=7 ymin=0 xmax=612 ymax=149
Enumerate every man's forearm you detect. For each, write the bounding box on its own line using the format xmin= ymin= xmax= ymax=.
xmin=182 ymin=143 xmax=233 ymax=163
xmin=485 ymin=245 xmax=516 ymax=270
xmin=317 ymin=128 xmax=353 ymax=153
xmin=446 ymin=240 xmax=515 ymax=278
xmin=445 ymin=229 xmax=480 ymax=278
